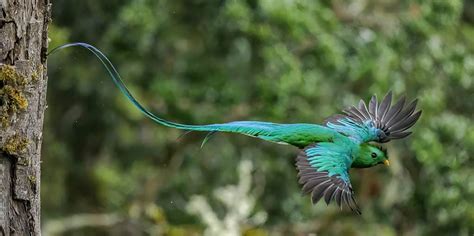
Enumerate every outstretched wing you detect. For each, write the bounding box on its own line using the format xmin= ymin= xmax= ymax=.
xmin=295 ymin=144 xmax=361 ymax=214
xmin=325 ymin=91 xmax=422 ymax=143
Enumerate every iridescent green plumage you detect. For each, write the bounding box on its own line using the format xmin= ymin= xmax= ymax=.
xmin=49 ymin=43 xmax=421 ymax=214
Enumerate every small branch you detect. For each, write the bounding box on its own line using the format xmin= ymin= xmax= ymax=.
xmin=43 ymin=213 xmax=123 ymax=236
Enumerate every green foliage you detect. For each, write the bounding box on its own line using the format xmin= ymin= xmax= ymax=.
xmin=45 ymin=0 xmax=473 ymax=235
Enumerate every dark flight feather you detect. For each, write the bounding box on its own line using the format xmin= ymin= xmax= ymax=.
xmin=295 ymin=147 xmax=361 ymax=214
xmin=326 ymin=91 xmax=421 ymax=143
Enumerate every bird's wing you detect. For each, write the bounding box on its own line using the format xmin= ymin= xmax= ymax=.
xmin=295 ymin=143 xmax=361 ymax=214
xmin=325 ymin=91 xmax=422 ymax=143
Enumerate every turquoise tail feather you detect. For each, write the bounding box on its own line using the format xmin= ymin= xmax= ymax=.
xmin=48 ymin=42 xmax=199 ymax=131
xmin=48 ymin=43 xmax=334 ymax=147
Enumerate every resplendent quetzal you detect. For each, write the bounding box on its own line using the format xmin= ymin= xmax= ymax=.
xmin=50 ymin=43 xmax=422 ymax=214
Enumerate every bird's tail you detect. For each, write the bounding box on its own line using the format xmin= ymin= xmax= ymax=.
xmin=48 ymin=43 xmax=286 ymax=145
xmin=48 ymin=42 xmax=204 ymax=131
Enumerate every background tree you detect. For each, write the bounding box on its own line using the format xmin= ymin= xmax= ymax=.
xmin=45 ymin=0 xmax=473 ymax=235
xmin=0 ymin=0 xmax=50 ymax=235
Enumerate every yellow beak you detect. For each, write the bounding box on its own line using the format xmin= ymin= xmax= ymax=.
xmin=383 ymin=160 xmax=390 ymax=166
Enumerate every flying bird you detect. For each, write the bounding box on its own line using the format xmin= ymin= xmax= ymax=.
xmin=49 ymin=43 xmax=422 ymax=214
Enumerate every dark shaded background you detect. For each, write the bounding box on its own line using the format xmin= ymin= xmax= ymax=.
xmin=43 ymin=0 xmax=473 ymax=235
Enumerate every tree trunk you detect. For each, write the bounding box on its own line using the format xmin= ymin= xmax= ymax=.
xmin=0 ymin=0 xmax=50 ymax=235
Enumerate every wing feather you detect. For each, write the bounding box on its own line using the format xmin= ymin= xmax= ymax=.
xmin=358 ymin=100 xmax=371 ymax=119
xmin=368 ymin=95 xmax=378 ymax=120
xmin=295 ymin=144 xmax=361 ymax=214
xmin=344 ymin=106 xmax=366 ymax=121
xmin=382 ymin=96 xmax=406 ymax=125
xmin=378 ymin=91 xmax=392 ymax=123
xmin=325 ymin=91 xmax=421 ymax=143
xmin=334 ymin=188 xmax=343 ymax=208
xmin=386 ymin=99 xmax=418 ymax=127
xmin=389 ymin=108 xmax=421 ymax=132
xmin=324 ymin=184 xmax=338 ymax=204
xmin=389 ymin=131 xmax=412 ymax=139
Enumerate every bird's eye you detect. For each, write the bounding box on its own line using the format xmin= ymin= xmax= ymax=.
xmin=371 ymin=152 xmax=377 ymax=158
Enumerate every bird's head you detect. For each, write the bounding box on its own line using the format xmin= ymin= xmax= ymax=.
xmin=351 ymin=143 xmax=389 ymax=168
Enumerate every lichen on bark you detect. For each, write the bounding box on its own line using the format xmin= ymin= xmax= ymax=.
xmin=0 ymin=65 xmax=29 ymax=127
xmin=3 ymin=135 xmax=29 ymax=157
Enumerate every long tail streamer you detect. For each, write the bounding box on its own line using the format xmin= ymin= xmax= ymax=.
xmin=48 ymin=43 xmax=298 ymax=146
xmin=48 ymin=42 xmax=198 ymax=130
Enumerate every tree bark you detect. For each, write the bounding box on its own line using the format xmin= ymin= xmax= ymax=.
xmin=0 ymin=0 xmax=50 ymax=235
